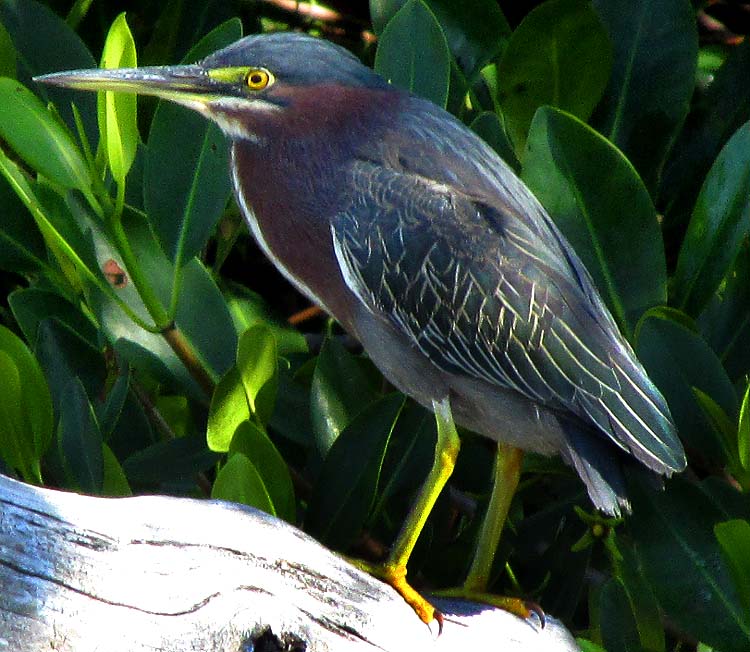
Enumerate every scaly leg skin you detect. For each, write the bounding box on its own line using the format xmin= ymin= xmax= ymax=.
xmin=351 ymin=397 xmax=461 ymax=629
xmin=435 ymin=444 xmax=545 ymax=626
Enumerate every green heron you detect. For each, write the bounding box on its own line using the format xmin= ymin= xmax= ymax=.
xmin=37 ymin=32 xmax=686 ymax=625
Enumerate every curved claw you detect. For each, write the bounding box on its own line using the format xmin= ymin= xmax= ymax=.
xmin=524 ymin=600 xmax=546 ymax=629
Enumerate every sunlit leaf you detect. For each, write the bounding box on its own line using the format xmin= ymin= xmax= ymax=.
xmin=212 ymin=452 xmax=275 ymax=516
xmin=229 ymin=421 xmax=295 ymax=522
xmin=98 ymin=12 xmax=138 ymax=184
xmin=0 ymin=78 xmax=91 ymax=192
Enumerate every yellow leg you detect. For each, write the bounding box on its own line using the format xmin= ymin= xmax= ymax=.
xmin=435 ymin=444 xmax=543 ymax=624
xmin=354 ymin=396 xmax=460 ymax=625
xmin=464 ymin=443 xmax=524 ymax=592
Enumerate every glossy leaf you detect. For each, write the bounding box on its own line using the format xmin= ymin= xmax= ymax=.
xmin=174 ymin=259 xmax=237 ymax=379
xmin=497 ymin=0 xmax=612 ymax=155
xmin=143 ymin=19 xmax=239 ymax=265
xmin=98 ymin=13 xmax=138 ymax=184
xmin=224 ymin=285 xmax=308 ymax=357
xmin=739 ymin=386 xmax=750 ymax=472
xmin=0 ymin=20 xmax=16 ymax=79
xmin=522 ymin=107 xmax=665 ymax=336
xmin=57 ymin=377 xmax=104 ymax=494
xmin=375 ymin=0 xmax=451 ymax=108
xmin=672 ymin=122 xmax=750 ymax=317
xmin=599 ymin=578 xmax=641 ymax=652
xmin=0 ymin=78 xmax=91 ymax=193
xmin=699 ymin=244 xmax=750 ymax=383
xmin=470 ymin=111 xmax=519 ymax=172
xmin=122 ymin=435 xmax=218 ymax=486
xmin=236 ymin=324 xmax=277 ymax=425
xmin=101 ymin=443 xmax=132 ymax=496
xmin=0 ymin=324 xmax=53 ymax=483
xmin=661 ymin=40 xmax=750 ymax=227
xmin=0 ymin=174 xmax=47 ymax=274
xmin=207 ymin=366 xmax=249 ymax=453
xmin=0 ymin=326 xmax=54 ymax=482
xmin=629 ymin=478 xmax=750 ymax=650
xmin=211 ymin=452 xmax=275 ymax=516
xmin=591 ymin=0 xmax=697 ymax=190
xmin=310 ymin=336 xmax=380 ymax=457
xmin=229 ymin=421 xmax=295 ymax=523
xmin=306 ymin=393 xmax=404 ymax=549
xmin=35 ymin=318 xmax=106 ymax=416
xmin=715 ymin=520 xmax=750 ymax=621
xmin=0 ymin=0 xmax=98 ymax=143
xmin=422 ymin=0 xmax=510 ymax=77
xmin=9 ymin=287 xmax=98 ymax=348
xmin=611 ymin=538 xmax=666 ymax=652
xmin=636 ymin=308 xmax=736 ymax=464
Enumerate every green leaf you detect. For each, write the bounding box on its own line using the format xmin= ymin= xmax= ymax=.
xmin=699 ymin=244 xmax=750 ymax=383
xmin=174 ymin=259 xmax=237 ymax=379
xmin=207 ymin=366 xmax=250 ymax=453
xmin=599 ymin=578 xmax=641 ymax=652
xmin=423 ymin=0 xmax=510 ymax=78
xmin=122 ymin=434 xmax=218 ymax=486
xmin=0 ymin=324 xmax=54 ymax=483
xmin=497 ymin=0 xmax=612 ymax=155
xmin=0 ymin=0 xmax=98 ymax=143
xmin=35 ymin=318 xmax=106 ymax=417
xmin=0 ymin=20 xmax=16 ymax=78
xmin=310 ymin=336 xmax=380 ymax=457
xmin=211 ymin=452 xmax=275 ymax=516
xmin=99 ymin=368 xmax=132 ymax=439
xmin=0 ymin=78 xmax=91 ymax=193
xmin=229 ymin=421 xmax=295 ymax=523
xmin=143 ymin=19 xmax=239 ymax=265
xmin=306 ymin=393 xmax=404 ymax=549
xmin=522 ymin=107 xmax=665 ymax=335
xmin=375 ymin=0 xmax=451 ymax=108
xmin=611 ymin=538 xmax=666 ymax=652
xmin=715 ymin=520 xmax=750 ymax=621
xmin=739 ymin=385 xmax=750 ymax=472
xmin=97 ymin=13 xmax=138 ymax=184
xmin=630 ymin=478 xmax=750 ymax=651
xmin=9 ymin=287 xmax=98 ymax=348
xmin=0 ymin=174 xmax=47 ymax=274
xmin=636 ymin=308 xmax=736 ymax=465
xmin=672 ymin=122 xmax=750 ymax=316
xmin=591 ymin=0 xmax=697 ymax=191
xmin=57 ymin=377 xmax=104 ymax=493
xmin=237 ymin=324 xmax=277 ymax=425
xmin=661 ymin=41 xmax=750 ymax=228
xmin=101 ymin=442 xmax=132 ymax=496
xmin=470 ymin=111 xmax=520 ymax=172
xmin=224 ymin=285 xmax=308 ymax=357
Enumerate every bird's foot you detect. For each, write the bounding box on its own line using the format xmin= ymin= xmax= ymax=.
xmin=432 ymin=588 xmax=545 ymax=628
xmin=348 ymin=558 xmax=443 ymax=629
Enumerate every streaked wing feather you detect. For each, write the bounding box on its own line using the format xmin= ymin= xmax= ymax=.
xmin=332 ymin=159 xmax=684 ymax=474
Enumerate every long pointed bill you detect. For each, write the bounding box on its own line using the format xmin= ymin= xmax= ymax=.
xmin=33 ymin=65 xmax=218 ymax=110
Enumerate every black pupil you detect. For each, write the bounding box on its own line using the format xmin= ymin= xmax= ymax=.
xmin=250 ymin=73 xmax=263 ymax=85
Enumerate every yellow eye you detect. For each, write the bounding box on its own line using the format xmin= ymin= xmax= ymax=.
xmin=245 ymin=69 xmax=271 ymax=90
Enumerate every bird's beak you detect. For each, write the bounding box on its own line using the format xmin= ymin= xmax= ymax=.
xmin=34 ymin=65 xmax=217 ymax=109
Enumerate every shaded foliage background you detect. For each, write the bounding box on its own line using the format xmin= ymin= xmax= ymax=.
xmin=1 ymin=0 xmax=749 ymax=650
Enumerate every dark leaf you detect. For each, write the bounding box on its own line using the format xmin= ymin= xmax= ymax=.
xmin=306 ymin=393 xmax=404 ymax=549
xmin=497 ymin=0 xmax=612 ymax=155
xmin=374 ymin=0 xmax=451 ymax=108
xmin=591 ymin=0 xmax=697 ymax=191
xmin=523 ymin=107 xmax=665 ymax=336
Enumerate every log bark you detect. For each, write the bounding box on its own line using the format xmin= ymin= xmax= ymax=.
xmin=0 ymin=474 xmax=581 ymax=651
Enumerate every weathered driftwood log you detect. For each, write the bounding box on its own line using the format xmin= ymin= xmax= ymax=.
xmin=0 ymin=474 xmax=580 ymax=651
